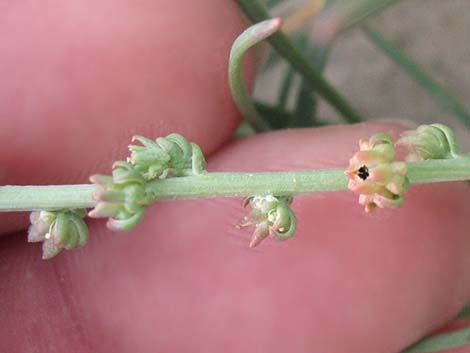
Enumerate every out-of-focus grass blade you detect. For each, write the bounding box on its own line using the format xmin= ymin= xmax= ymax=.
xmin=229 ymin=18 xmax=283 ymax=131
xmin=272 ymin=33 xmax=330 ymax=128
xmin=276 ymin=32 xmax=310 ymax=110
xmin=254 ymin=101 xmax=294 ymax=129
xmin=364 ymin=26 xmax=470 ymax=127
xmin=293 ymin=39 xmax=330 ymax=127
xmin=278 ymin=66 xmax=295 ymax=109
xmin=255 ymin=101 xmax=331 ymax=129
xmin=402 ymin=327 xmax=470 ymax=353
xmin=264 ymin=31 xmax=308 ymax=71
xmin=266 ymin=0 xmax=287 ymax=8
xmin=264 ymin=48 xmax=283 ymax=70
xmin=236 ymin=0 xmax=365 ymax=123
xmin=341 ymin=0 xmax=402 ymax=32
xmin=315 ymin=0 xmax=402 ymax=42
xmin=283 ymin=0 xmax=326 ymax=34
xmin=234 ymin=121 xmax=256 ymax=138
xmin=276 ymin=32 xmax=310 ymax=127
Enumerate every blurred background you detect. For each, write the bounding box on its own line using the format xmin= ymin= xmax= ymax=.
xmin=251 ymin=0 xmax=470 ymax=146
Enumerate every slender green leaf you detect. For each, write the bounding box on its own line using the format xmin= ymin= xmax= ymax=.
xmin=254 ymin=101 xmax=293 ymax=129
xmin=341 ymin=0 xmax=403 ymax=33
xmin=278 ymin=66 xmax=295 ymax=109
xmin=236 ymin=0 xmax=365 ymax=123
xmin=314 ymin=0 xmax=402 ymax=41
xmin=229 ymin=18 xmax=283 ymax=131
xmin=266 ymin=0 xmax=286 ymax=8
xmin=264 ymin=48 xmax=283 ymax=70
xmin=403 ymin=327 xmax=470 ymax=353
xmin=264 ymin=31 xmax=308 ymax=71
xmin=277 ymin=32 xmax=311 ymax=126
xmin=364 ymin=26 xmax=470 ymax=127
xmin=254 ymin=101 xmax=331 ymax=130
xmin=293 ymin=39 xmax=330 ymax=127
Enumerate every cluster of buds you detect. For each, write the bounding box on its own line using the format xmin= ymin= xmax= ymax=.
xmin=128 ymin=133 xmax=206 ymax=180
xmin=396 ymin=123 xmax=459 ymax=161
xmin=89 ymin=161 xmax=148 ymax=231
xmin=28 ymin=209 xmax=89 ymax=259
xmin=89 ymin=134 xmax=207 ymax=231
xmin=346 ymin=133 xmax=409 ymax=212
xmin=238 ymin=195 xmax=296 ymax=247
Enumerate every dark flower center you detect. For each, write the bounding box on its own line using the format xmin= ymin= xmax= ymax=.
xmin=357 ymin=165 xmax=369 ymax=180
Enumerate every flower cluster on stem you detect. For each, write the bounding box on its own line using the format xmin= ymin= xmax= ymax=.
xmin=396 ymin=123 xmax=460 ymax=161
xmin=346 ymin=133 xmax=409 ymax=212
xmin=238 ymin=195 xmax=297 ymax=247
xmin=28 ymin=209 xmax=88 ymax=259
xmin=89 ymin=133 xmax=207 ymax=231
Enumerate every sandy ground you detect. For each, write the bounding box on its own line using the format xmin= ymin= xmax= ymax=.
xmin=255 ymin=0 xmax=470 ymax=146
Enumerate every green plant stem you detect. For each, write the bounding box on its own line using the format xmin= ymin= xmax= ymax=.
xmin=235 ymin=0 xmax=365 ymax=123
xmin=0 ymin=158 xmax=469 ymax=212
xmin=0 ymin=184 xmax=96 ymax=211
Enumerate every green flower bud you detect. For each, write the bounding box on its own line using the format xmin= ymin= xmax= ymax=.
xmin=396 ymin=123 xmax=459 ymax=161
xmin=89 ymin=161 xmax=148 ymax=231
xmin=28 ymin=211 xmax=57 ymax=243
xmin=239 ymin=195 xmax=296 ymax=247
xmin=128 ymin=133 xmax=206 ymax=180
xmin=28 ymin=209 xmax=89 ymax=259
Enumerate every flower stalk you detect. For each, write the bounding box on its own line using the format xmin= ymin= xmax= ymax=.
xmin=1 ymin=124 xmax=469 ymax=259
xmin=0 ymin=158 xmax=469 ymax=212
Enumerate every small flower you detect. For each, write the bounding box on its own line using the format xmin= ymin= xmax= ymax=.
xmin=346 ymin=133 xmax=409 ymax=212
xmin=128 ymin=133 xmax=206 ymax=180
xmin=28 ymin=211 xmax=56 ymax=243
xmin=396 ymin=123 xmax=459 ymax=161
xmin=89 ymin=161 xmax=148 ymax=231
xmin=238 ymin=195 xmax=296 ymax=247
xmin=28 ymin=209 xmax=89 ymax=259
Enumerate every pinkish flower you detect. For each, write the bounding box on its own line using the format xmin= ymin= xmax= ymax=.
xmin=346 ymin=133 xmax=409 ymax=212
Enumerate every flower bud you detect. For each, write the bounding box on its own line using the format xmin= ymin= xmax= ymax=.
xmin=28 ymin=209 xmax=89 ymax=259
xmin=28 ymin=211 xmax=56 ymax=243
xmin=89 ymin=161 xmax=147 ymax=231
xmin=128 ymin=133 xmax=206 ymax=180
xmin=396 ymin=123 xmax=459 ymax=161
xmin=239 ymin=195 xmax=296 ymax=247
xmin=346 ymin=133 xmax=409 ymax=212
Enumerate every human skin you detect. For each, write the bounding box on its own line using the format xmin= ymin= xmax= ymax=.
xmin=1 ymin=1 xmax=470 ymax=352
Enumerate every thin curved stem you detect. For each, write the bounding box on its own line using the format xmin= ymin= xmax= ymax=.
xmin=229 ymin=18 xmax=282 ymax=131
xmin=235 ymin=0 xmax=365 ymax=123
